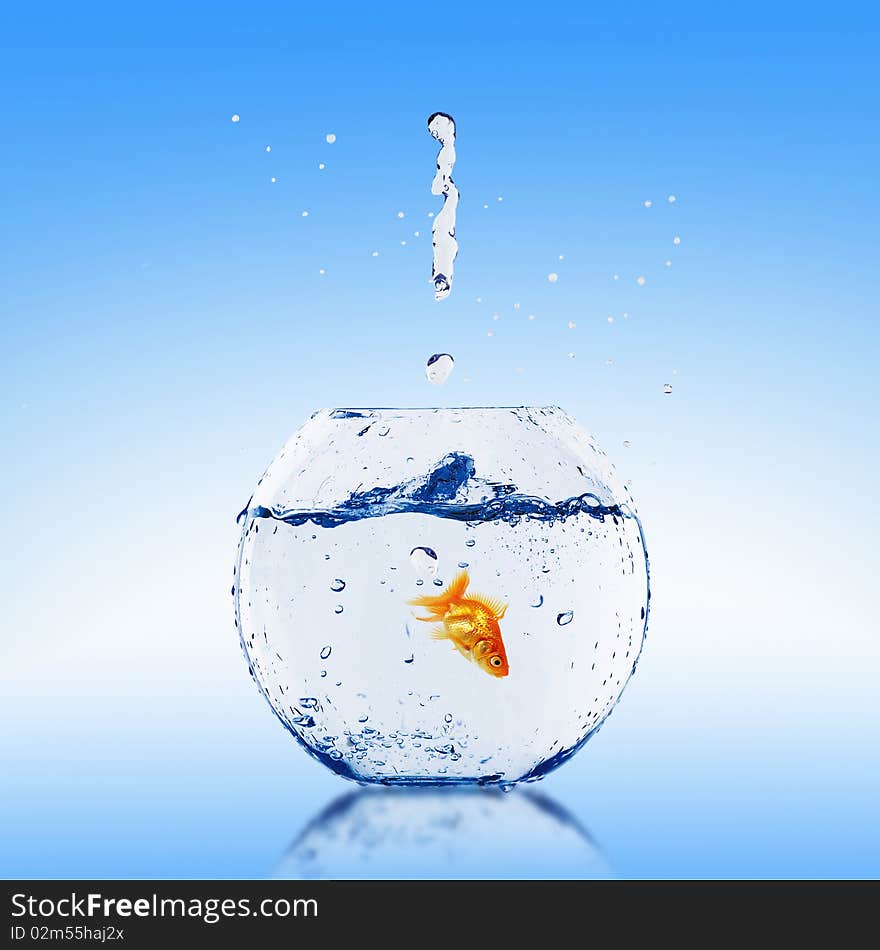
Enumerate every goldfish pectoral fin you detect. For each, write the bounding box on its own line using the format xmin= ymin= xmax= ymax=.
xmin=415 ymin=613 xmax=436 ymax=622
xmin=430 ymin=625 xmax=450 ymax=641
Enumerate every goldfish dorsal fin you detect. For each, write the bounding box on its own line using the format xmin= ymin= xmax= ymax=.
xmin=446 ymin=569 xmax=470 ymax=601
xmin=470 ymin=593 xmax=508 ymax=620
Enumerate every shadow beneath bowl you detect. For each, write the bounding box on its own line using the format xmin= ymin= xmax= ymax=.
xmin=274 ymin=787 xmax=613 ymax=879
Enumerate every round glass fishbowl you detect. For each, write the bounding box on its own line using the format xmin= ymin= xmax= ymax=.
xmin=234 ymin=407 xmax=649 ymax=786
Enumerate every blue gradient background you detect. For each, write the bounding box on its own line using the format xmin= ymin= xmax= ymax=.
xmin=2 ymin=2 xmax=878 ymax=878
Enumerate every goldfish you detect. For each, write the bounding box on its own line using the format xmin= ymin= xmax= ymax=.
xmin=408 ymin=570 xmax=509 ymax=678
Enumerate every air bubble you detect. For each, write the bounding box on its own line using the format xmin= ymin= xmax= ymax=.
xmin=334 ymin=605 xmax=344 ymax=614
xmin=465 ymin=539 xmax=476 ymax=548
xmin=548 ymin=273 xmax=559 ymax=283
xmin=320 ymin=645 xmax=332 ymax=659
xmin=325 ymin=133 xmax=337 ymax=144
xmin=410 ymin=546 xmax=439 ymax=577
xmin=531 ymin=595 xmax=544 ymax=608
xmin=663 ymin=384 xmax=673 ymax=395
xmin=330 ymin=579 xmax=346 ymax=592
xmin=231 ymin=114 xmax=240 ymax=123
xmin=557 ymin=611 xmax=574 ymax=626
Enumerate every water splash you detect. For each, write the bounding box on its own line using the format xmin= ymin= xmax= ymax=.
xmin=427 ymin=112 xmax=458 ymax=301
xmin=248 ymin=452 xmax=634 ymax=531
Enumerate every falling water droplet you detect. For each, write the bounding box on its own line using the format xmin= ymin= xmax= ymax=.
xmin=330 ymin=579 xmax=346 ymax=592
xmin=426 ymin=353 xmax=455 ymax=385
xmin=557 ymin=611 xmax=574 ymax=626
xmin=427 ymin=112 xmax=458 ymax=300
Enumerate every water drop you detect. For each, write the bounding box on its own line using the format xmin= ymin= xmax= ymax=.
xmin=548 ymin=272 xmax=559 ymax=283
xmin=607 ymin=316 xmax=615 ymax=324
xmin=613 ymin=273 xmax=619 ymax=280
xmin=325 ymin=133 xmax=337 ymax=144
xmin=404 ymin=654 xmax=414 ymax=664
xmin=265 ymin=145 xmax=271 ymax=153
xmin=636 ymin=275 xmax=646 ymax=286
xmin=334 ymin=604 xmax=344 ymax=614
xmin=568 ymin=321 xmax=576 ymax=329
xmin=358 ymin=714 xmax=369 ymax=723
xmin=299 ymin=697 xmax=319 ymax=709
xmin=644 ymin=200 xmax=652 ymax=208
xmin=531 ymin=595 xmax=544 ymax=608
xmin=426 ymin=353 xmax=454 ymax=385
xmin=663 ymin=383 xmax=673 ymax=395
xmin=377 ymin=425 xmax=390 ymax=436
xmin=665 ymin=260 xmax=672 ymax=267
xmin=465 ymin=538 xmax=476 ymax=548
xmin=410 ymin=546 xmax=439 ymax=577
xmin=291 ymin=714 xmax=315 ymax=727
xmin=397 ymin=210 xmax=405 ymax=218
xmin=557 ymin=611 xmax=574 ymax=626
xmin=673 ymin=235 xmax=681 ymax=245
xmin=427 ymin=112 xmax=458 ymax=301
xmin=318 ymin=162 xmax=325 ymax=170
xmin=623 ymin=440 xmax=631 ymax=448
xmin=231 ymin=113 xmax=240 ymax=123
xmin=371 ymin=250 xmax=379 ymax=257
xmin=432 ymin=577 xmax=444 ymax=587
xmin=330 ymin=578 xmax=346 ymax=592
xmin=668 ymin=194 xmax=677 ymax=203
xmin=568 ymin=352 xmax=575 ymax=359
xmin=301 ymin=210 xmax=309 ymax=217
xmin=458 ymin=561 xmax=469 ymax=569
xmin=270 ymin=177 xmax=277 ymax=183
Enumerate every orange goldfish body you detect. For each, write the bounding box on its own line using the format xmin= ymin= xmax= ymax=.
xmin=408 ymin=570 xmax=509 ymax=677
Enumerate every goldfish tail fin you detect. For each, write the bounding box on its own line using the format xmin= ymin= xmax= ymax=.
xmin=407 ymin=569 xmax=471 ymax=619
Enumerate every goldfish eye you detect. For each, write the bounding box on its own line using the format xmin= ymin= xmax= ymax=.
xmin=490 ymin=656 xmax=502 ymax=668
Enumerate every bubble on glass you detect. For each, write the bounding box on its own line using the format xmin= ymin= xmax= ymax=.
xmin=410 ymin=546 xmax=439 ymax=578
xmin=557 ymin=611 xmax=574 ymax=626
xmin=330 ymin=579 xmax=346 ymax=592
xmin=426 ymin=353 xmax=455 ymax=385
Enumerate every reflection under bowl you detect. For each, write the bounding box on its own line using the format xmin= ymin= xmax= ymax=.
xmin=274 ymin=788 xmax=613 ymax=879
